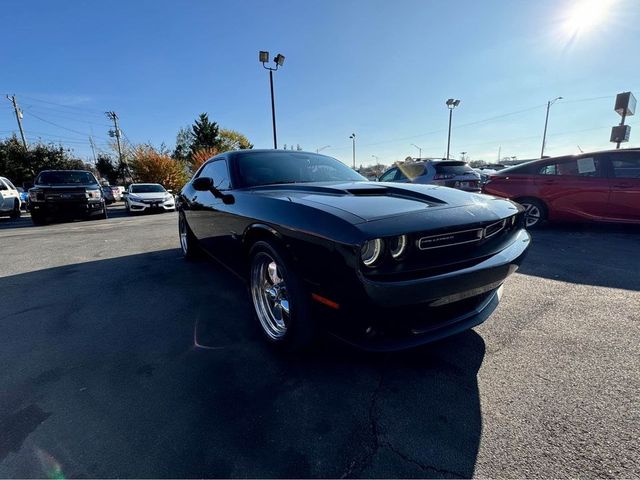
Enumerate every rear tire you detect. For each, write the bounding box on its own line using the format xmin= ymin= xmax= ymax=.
xmin=518 ymin=198 xmax=547 ymax=229
xmin=249 ymin=240 xmax=316 ymax=351
xmin=9 ymin=200 xmax=20 ymax=219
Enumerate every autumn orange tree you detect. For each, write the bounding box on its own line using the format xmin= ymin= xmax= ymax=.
xmin=130 ymin=145 xmax=189 ymax=191
xmin=190 ymin=146 xmax=219 ymax=173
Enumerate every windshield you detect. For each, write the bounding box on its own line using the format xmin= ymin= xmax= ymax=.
xmin=130 ymin=184 xmax=166 ymax=193
xmin=235 ymin=152 xmax=366 ymax=188
xmin=36 ymin=171 xmax=98 ymax=185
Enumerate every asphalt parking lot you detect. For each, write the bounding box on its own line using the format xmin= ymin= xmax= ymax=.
xmin=0 ymin=205 xmax=638 ymax=478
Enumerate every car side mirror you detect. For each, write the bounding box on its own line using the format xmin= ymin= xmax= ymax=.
xmin=192 ymin=176 xmax=235 ymax=205
xmin=167 ymin=189 xmax=173 ymax=194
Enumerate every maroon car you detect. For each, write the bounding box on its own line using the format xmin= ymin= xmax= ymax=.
xmin=483 ymin=149 xmax=640 ymax=228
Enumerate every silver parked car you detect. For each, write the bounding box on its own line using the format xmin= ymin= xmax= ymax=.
xmin=379 ymin=159 xmax=481 ymax=192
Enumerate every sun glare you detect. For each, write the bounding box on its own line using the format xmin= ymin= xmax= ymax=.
xmin=563 ymin=0 xmax=613 ymax=35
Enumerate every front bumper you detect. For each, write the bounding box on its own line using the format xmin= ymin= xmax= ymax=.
xmin=29 ymin=200 xmax=104 ymax=217
xmin=128 ymin=199 xmax=175 ymax=212
xmin=327 ymin=229 xmax=530 ymax=351
xmin=359 ymin=228 xmax=530 ymax=307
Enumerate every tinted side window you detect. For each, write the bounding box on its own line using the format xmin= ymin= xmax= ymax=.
xmin=539 ymin=157 xmax=603 ymax=177
xmin=199 ymin=159 xmax=231 ymax=190
xmin=610 ymin=154 xmax=640 ymax=179
xmin=379 ymin=168 xmax=397 ymax=182
xmin=0 ymin=180 xmax=7 ymax=190
xmin=4 ymin=179 xmax=16 ymax=189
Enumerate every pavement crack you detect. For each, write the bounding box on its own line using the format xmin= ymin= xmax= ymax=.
xmin=340 ymin=359 xmax=387 ymax=478
xmin=384 ymin=442 xmax=467 ymax=478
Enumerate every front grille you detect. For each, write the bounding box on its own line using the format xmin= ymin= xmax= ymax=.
xmin=142 ymin=198 xmax=165 ymax=204
xmin=417 ymin=228 xmax=483 ymax=250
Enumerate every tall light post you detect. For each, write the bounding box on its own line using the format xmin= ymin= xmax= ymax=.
xmin=540 ymin=96 xmax=562 ymax=158
xmin=349 ymin=133 xmax=356 ymax=169
xmin=316 ymin=145 xmax=330 ymax=153
xmin=445 ymin=98 xmax=460 ymax=160
xmin=259 ymin=51 xmax=285 ymax=149
xmin=411 ymin=143 xmax=422 ymax=159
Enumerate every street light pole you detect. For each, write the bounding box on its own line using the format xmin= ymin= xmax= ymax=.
xmin=445 ymin=99 xmax=460 ymax=160
xmin=349 ymin=133 xmax=356 ymax=169
xmin=540 ymin=96 xmax=562 ymax=158
xmin=259 ymin=51 xmax=285 ymax=149
xmin=411 ymin=143 xmax=422 ymax=159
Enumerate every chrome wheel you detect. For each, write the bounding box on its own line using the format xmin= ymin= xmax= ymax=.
xmin=251 ymin=253 xmax=290 ymax=340
xmin=179 ymin=217 xmax=189 ymax=255
xmin=522 ymin=203 xmax=542 ymax=228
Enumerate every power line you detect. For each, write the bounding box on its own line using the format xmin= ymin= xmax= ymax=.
xmin=16 ymin=94 xmax=106 ymax=116
xmin=22 ymin=105 xmax=112 ymax=127
xmin=25 ymin=110 xmax=110 ymax=140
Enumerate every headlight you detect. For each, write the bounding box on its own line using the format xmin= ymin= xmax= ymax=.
xmin=86 ymin=189 xmax=102 ymax=199
xmin=28 ymin=189 xmax=42 ymax=202
xmin=361 ymin=239 xmax=384 ymax=267
xmin=389 ymin=235 xmax=408 ymax=260
xmin=164 ymin=193 xmax=174 ymax=201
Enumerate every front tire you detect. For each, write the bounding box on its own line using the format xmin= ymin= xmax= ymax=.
xmin=9 ymin=200 xmax=20 ymax=219
xmin=249 ymin=241 xmax=315 ymax=351
xmin=518 ymin=198 xmax=547 ymax=229
xmin=31 ymin=212 xmax=46 ymax=226
xmin=178 ymin=213 xmax=200 ymax=259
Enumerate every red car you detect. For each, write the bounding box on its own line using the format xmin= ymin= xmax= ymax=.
xmin=483 ymin=149 xmax=640 ymax=228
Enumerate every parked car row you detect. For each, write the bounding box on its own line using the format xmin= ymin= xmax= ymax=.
xmin=1 ymin=170 xmax=176 ymax=225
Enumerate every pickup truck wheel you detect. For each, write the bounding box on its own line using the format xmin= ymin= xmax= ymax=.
xmin=249 ymin=240 xmax=315 ymax=351
xmin=9 ymin=200 xmax=20 ymax=219
xmin=31 ymin=212 xmax=46 ymax=226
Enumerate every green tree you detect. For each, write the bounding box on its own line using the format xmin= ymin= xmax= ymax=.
xmin=0 ymin=135 xmax=85 ymax=186
xmin=95 ymin=154 xmax=119 ymax=184
xmin=190 ymin=113 xmax=220 ymax=155
xmin=173 ymin=126 xmax=193 ymax=161
xmin=218 ymin=128 xmax=253 ymax=152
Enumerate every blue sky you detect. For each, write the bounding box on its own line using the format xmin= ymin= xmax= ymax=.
xmin=2 ymin=0 xmax=639 ymax=166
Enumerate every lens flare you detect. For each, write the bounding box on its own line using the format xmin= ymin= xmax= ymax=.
xmin=563 ymin=0 xmax=613 ymax=35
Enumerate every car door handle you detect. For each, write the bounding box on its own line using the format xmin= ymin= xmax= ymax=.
xmin=542 ymin=180 xmax=557 ymax=185
xmin=613 ymin=184 xmax=633 ymax=188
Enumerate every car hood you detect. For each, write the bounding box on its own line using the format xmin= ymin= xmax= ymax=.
xmin=247 ymin=181 xmax=518 ymax=227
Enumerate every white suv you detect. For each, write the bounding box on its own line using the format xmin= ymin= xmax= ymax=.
xmin=0 ymin=176 xmax=22 ymax=219
xmin=124 ymin=183 xmax=175 ymax=214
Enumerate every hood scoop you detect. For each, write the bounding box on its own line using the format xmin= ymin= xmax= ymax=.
xmin=345 ymin=187 xmax=389 ymax=196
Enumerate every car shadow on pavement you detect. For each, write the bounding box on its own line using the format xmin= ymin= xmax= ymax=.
xmin=518 ymin=223 xmax=640 ymax=291
xmin=0 ymin=249 xmax=485 ymax=479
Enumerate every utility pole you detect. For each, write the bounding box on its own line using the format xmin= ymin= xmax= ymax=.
xmin=6 ymin=95 xmax=28 ymax=149
xmin=105 ymin=111 xmax=131 ymax=181
xmin=89 ymin=136 xmax=97 ymax=164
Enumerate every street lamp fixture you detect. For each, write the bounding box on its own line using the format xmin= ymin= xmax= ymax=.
xmin=349 ymin=133 xmax=356 ymax=169
xmin=259 ymin=50 xmax=286 ymax=149
xmin=445 ymin=98 xmax=461 ymax=159
xmin=540 ymin=96 xmax=563 ymax=158
xmin=410 ymin=143 xmax=422 ymax=159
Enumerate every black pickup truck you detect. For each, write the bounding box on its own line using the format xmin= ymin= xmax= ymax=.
xmin=28 ymin=170 xmax=108 ymax=225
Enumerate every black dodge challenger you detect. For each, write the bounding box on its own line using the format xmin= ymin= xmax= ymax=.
xmin=178 ymin=150 xmax=530 ymax=351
